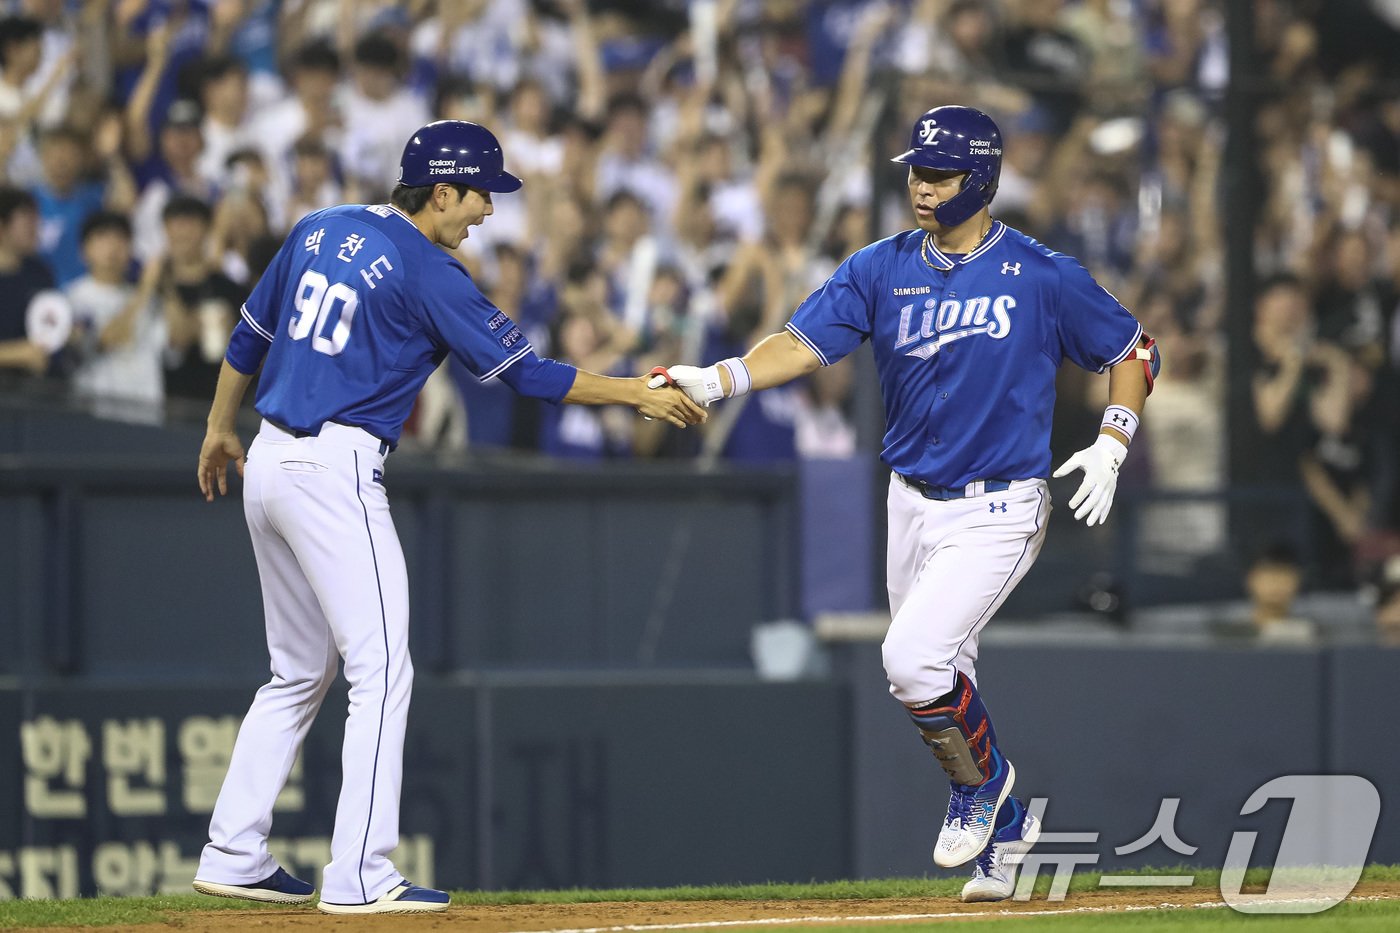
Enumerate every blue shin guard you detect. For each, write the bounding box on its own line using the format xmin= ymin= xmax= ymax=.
xmin=907 ymin=671 xmax=1002 ymax=787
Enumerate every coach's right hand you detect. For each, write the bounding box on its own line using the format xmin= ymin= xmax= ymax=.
xmin=198 ymin=430 xmax=245 ymax=502
xmin=634 ymin=375 xmax=708 ymax=427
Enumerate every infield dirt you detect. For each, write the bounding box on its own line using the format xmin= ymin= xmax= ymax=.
xmin=10 ymin=881 xmax=1400 ymax=932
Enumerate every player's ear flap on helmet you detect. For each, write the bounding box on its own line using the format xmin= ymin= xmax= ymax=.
xmin=892 ymin=105 xmax=1002 ymax=227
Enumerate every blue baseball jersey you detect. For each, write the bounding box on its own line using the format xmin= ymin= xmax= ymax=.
xmin=225 ymin=204 xmax=576 ymax=446
xmin=786 ymin=222 xmax=1142 ymax=487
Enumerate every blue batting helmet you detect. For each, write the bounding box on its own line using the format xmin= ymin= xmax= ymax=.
xmin=891 ymin=106 xmax=1002 ymax=228
xmin=398 ymin=120 xmax=522 ymax=192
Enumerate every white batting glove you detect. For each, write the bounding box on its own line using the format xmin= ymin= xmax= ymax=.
xmin=1052 ymin=434 xmax=1128 ymax=526
xmin=648 ymin=364 xmax=724 ymax=407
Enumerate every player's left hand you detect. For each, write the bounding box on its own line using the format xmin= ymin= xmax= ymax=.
xmin=1052 ymin=434 xmax=1127 ymax=526
xmin=198 ymin=430 xmax=245 ymax=502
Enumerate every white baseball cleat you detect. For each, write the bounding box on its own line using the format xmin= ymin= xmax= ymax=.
xmin=934 ymin=753 xmax=1015 ymax=868
xmin=318 ymin=881 xmax=450 ymax=914
xmin=961 ymin=806 xmax=1041 ymax=902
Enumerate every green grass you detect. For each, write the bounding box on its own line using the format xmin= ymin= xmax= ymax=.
xmin=1 ymin=865 xmax=1397 ymax=928
xmin=765 ymin=900 xmax=1400 ymax=932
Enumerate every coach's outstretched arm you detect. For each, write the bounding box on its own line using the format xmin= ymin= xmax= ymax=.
xmin=652 ymin=331 xmax=823 ymax=405
xmin=1051 ymin=336 xmax=1157 ymax=526
xmin=563 ymin=369 xmax=709 ymax=427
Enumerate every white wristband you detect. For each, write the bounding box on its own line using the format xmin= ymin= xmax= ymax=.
xmin=716 ymin=357 xmax=751 ymax=398
xmin=1101 ymin=405 xmax=1138 ymax=444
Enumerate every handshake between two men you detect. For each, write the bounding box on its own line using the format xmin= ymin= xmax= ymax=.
xmin=638 ymin=360 xmax=752 ymax=426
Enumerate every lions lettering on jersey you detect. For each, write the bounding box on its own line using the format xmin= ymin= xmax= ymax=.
xmin=895 ymin=294 xmax=1015 ymax=360
xmin=785 ymin=221 xmax=1143 ymax=488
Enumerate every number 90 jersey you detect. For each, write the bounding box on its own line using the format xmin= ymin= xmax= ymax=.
xmin=225 ymin=204 xmax=571 ymax=447
xmin=785 ymin=222 xmax=1143 ymax=488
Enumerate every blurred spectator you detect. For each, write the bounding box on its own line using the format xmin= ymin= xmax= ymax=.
xmin=193 ymin=54 xmax=257 ymax=191
xmin=157 ymin=195 xmax=243 ymax=402
xmin=500 ymin=78 xmax=564 ymax=177
xmin=594 ymin=92 xmax=676 ymax=224
xmin=129 ymin=98 xmax=219 ymax=262
xmin=596 ymin=189 xmax=652 ymax=320
xmin=1212 ymin=543 xmax=1318 ymax=645
xmin=1300 ymin=345 xmax=1383 ymax=589
xmin=0 ymin=14 xmax=75 ymax=186
xmin=209 ymin=157 xmax=272 ymax=283
xmin=31 ymin=124 xmax=108 ymax=284
xmin=280 ymin=135 xmax=342 ymax=227
xmin=224 ymin=0 xmax=282 ymax=89
xmin=999 ymin=0 xmax=1089 ymax=134
xmin=896 ymin=0 xmax=1000 ymax=84
xmin=539 ymin=314 xmax=621 ymax=460
xmin=109 ymin=0 xmax=236 ymax=137
xmin=795 ymin=359 xmax=857 ymax=459
xmin=1249 ymin=275 xmax=1316 ymax=487
xmin=1144 ymin=0 xmax=1228 ymax=98
xmin=1245 ymin=543 xmax=1318 ymax=644
xmin=411 ymin=0 xmax=529 ymax=94
xmin=340 ymin=30 xmax=430 ymax=202
xmin=0 ymin=183 xmax=55 ymax=376
xmin=14 ymin=1 xmax=88 ymax=121
xmin=716 ymin=172 xmax=826 ymax=350
xmin=1314 ymin=229 xmax=1386 ymax=355
xmin=249 ymin=39 xmax=342 ymax=180
xmin=66 ymin=211 xmax=164 ymax=419
xmin=251 ymin=39 xmax=342 ymax=226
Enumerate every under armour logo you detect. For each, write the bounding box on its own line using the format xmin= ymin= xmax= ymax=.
xmin=1112 ymin=413 xmax=1128 ymax=426
xmin=990 ymin=502 xmax=1007 ymax=513
xmin=1001 ymin=262 xmax=1021 ymax=276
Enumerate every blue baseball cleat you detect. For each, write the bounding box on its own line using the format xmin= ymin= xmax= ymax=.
xmin=192 ymin=867 xmax=315 ymax=904
xmin=318 ymin=881 xmax=450 ymax=914
xmin=934 ymin=748 xmax=1015 ymax=868
xmin=961 ymin=799 xmax=1041 ymax=902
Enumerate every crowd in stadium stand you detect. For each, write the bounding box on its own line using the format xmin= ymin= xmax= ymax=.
xmin=0 ymin=0 xmax=1398 ymax=593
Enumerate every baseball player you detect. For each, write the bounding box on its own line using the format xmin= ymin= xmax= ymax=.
xmin=655 ymin=106 xmax=1157 ymax=902
xmin=192 ymin=120 xmax=705 ymax=915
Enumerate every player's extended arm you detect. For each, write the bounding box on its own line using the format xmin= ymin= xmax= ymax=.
xmin=563 ymin=370 xmax=708 ymax=428
xmin=652 ymin=331 xmax=822 ymax=406
xmin=197 ymin=359 xmax=255 ymax=502
xmin=1052 ymin=338 xmax=1155 ymax=526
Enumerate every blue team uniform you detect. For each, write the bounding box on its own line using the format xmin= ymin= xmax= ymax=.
xmin=224 ymin=204 xmax=576 ymax=447
xmin=786 ymin=222 xmax=1142 ymax=488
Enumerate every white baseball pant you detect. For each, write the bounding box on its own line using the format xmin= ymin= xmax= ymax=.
xmin=882 ymin=475 xmax=1050 ymax=705
xmin=198 ymin=420 xmax=412 ymax=905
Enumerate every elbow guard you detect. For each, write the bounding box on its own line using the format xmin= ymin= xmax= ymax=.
xmin=1133 ymin=335 xmax=1160 ymax=395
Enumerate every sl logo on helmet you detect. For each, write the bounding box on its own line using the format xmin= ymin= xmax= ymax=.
xmin=919 ymin=119 xmax=938 ymax=143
